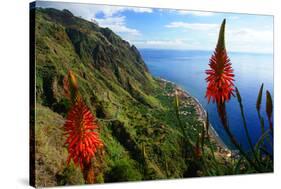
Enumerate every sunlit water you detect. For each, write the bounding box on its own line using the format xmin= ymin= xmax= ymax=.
xmin=140 ymin=49 xmax=273 ymax=152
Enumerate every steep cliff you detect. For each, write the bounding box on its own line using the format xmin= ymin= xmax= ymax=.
xmin=34 ymin=8 xmax=204 ymax=187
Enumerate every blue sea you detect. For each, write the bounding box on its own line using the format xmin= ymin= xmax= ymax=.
xmin=140 ymin=49 xmax=273 ymax=152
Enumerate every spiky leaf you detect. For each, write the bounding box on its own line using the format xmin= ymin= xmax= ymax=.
xmin=266 ymin=90 xmax=273 ymax=119
xmin=256 ymin=83 xmax=264 ymax=111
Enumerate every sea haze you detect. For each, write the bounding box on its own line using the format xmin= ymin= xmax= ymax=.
xmin=140 ymin=49 xmax=273 ymax=152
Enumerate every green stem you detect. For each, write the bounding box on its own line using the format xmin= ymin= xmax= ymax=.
xmin=216 ymin=103 xmax=261 ymax=172
xmin=257 ymin=111 xmax=272 ymax=149
xmin=205 ymin=113 xmax=219 ymax=166
xmin=236 ymin=90 xmax=259 ymax=163
xmin=257 ymin=111 xmax=265 ymax=135
xmin=174 ymin=95 xmax=195 ymax=158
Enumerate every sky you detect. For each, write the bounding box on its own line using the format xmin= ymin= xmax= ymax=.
xmin=36 ymin=1 xmax=274 ymax=54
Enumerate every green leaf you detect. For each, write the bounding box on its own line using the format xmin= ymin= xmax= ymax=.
xmin=256 ymin=83 xmax=264 ymax=111
xmin=254 ymin=129 xmax=271 ymax=151
xmin=266 ymin=90 xmax=273 ymax=119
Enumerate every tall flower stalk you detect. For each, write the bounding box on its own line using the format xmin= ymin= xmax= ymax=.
xmin=205 ymin=19 xmax=260 ymax=171
xmin=205 ymin=19 xmax=235 ymax=139
xmin=63 ymin=70 xmax=103 ymax=184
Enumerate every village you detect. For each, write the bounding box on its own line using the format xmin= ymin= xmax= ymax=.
xmin=159 ymin=78 xmax=237 ymax=161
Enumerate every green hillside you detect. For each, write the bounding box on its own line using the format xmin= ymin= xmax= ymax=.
xmin=34 ymin=8 xmax=223 ymax=187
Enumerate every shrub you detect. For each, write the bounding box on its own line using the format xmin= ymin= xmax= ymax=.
xmin=105 ymin=159 xmax=142 ymax=182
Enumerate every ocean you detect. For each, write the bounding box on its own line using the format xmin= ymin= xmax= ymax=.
xmin=140 ymin=49 xmax=273 ymax=152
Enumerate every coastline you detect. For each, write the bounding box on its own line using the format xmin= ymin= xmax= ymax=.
xmin=158 ymin=78 xmax=232 ymax=156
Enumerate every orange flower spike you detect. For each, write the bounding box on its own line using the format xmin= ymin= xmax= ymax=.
xmin=68 ymin=70 xmax=78 ymax=91
xmin=205 ymin=19 xmax=235 ymax=104
xmin=64 ymin=100 xmax=103 ymax=170
xmin=63 ymin=70 xmax=79 ymax=101
xmin=64 ymin=70 xmax=80 ymax=103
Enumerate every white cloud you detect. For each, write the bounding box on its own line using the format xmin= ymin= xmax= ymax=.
xmin=37 ymin=2 xmax=150 ymax=37
xmin=139 ymin=39 xmax=186 ymax=46
xmin=132 ymin=39 xmax=205 ymax=50
xmin=227 ymin=28 xmax=273 ymax=53
xmin=176 ymin=10 xmax=214 ymax=16
xmin=166 ymin=22 xmax=218 ymax=31
xmin=94 ymin=16 xmax=141 ymax=36
xmin=37 ymin=2 xmax=153 ymax=20
xmin=92 ymin=6 xmax=153 ymax=17
xmin=165 ymin=20 xmax=273 ymax=53
xmin=127 ymin=7 xmax=153 ymax=13
xmin=88 ymin=6 xmax=152 ymax=37
xmin=135 ymin=40 xmax=181 ymax=49
xmin=229 ymin=28 xmax=272 ymax=42
xmin=160 ymin=21 xmax=273 ymax=53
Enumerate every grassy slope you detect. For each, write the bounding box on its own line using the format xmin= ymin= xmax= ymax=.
xmin=34 ymin=8 xmax=209 ymax=186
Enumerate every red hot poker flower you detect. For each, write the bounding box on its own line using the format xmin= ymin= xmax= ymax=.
xmin=64 ymin=99 xmax=103 ymax=170
xmin=63 ymin=70 xmax=80 ymax=103
xmin=205 ymin=19 xmax=235 ymax=104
